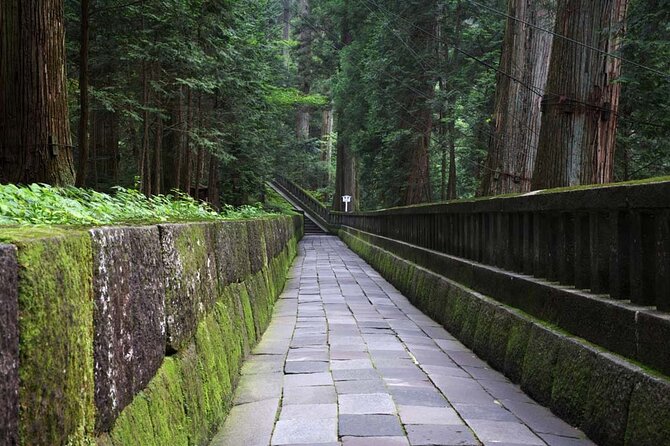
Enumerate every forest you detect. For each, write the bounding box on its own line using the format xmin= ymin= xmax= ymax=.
xmin=0 ymin=0 xmax=669 ymax=212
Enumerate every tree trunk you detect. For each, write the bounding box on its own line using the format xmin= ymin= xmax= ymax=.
xmin=296 ymin=0 xmax=311 ymax=140
xmin=481 ymin=0 xmax=555 ymax=196
xmin=321 ymin=107 xmax=334 ymax=185
xmin=153 ymin=113 xmax=163 ymax=195
xmin=140 ymin=60 xmax=150 ymax=194
xmin=532 ymin=0 xmax=629 ymax=190
xmin=331 ymin=0 xmax=358 ymax=211
xmin=405 ymin=108 xmax=433 ymax=205
xmin=282 ymin=0 xmax=292 ymax=67
xmin=75 ymin=0 xmax=90 ymax=187
xmin=447 ymin=119 xmax=458 ymax=200
xmin=0 ymin=0 xmax=75 ymax=185
xmin=208 ymin=154 xmax=220 ymax=210
xmin=182 ymin=88 xmax=193 ymax=194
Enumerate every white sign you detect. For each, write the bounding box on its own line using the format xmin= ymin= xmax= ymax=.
xmin=342 ymin=195 xmax=352 ymax=213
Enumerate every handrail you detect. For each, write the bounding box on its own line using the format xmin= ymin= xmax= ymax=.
xmin=331 ymin=179 xmax=670 ymax=313
xmin=272 ymin=176 xmax=331 ymax=226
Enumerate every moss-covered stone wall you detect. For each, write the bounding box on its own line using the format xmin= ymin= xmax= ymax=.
xmin=340 ymin=228 xmax=670 ymax=446
xmin=0 ymin=215 xmax=302 ymax=446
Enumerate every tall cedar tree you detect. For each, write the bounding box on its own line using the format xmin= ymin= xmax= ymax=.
xmin=1 ymin=0 xmax=76 ymax=185
xmin=532 ymin=0 xmax=629 ymax=189
xmin=480 ymin=0 xmax=555 ymax=195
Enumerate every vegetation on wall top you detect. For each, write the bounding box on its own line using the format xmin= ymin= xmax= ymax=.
xmin=0 ymin=184 xmax=276 ymax=226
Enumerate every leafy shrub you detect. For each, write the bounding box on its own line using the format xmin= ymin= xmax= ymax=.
xmin=0 ymin=184 xmax=277 ymax=226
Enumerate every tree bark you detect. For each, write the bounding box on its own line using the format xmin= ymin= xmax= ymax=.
xmin=296 ymin=0 xmax=312 ymax=140
xmin=532 ymin=0 xmax=629 ymax=190
xmin=331 ymin=0 xmax=358 ymax=211
xmin=321 ymin=107 xmax=334 ymax=185
xmin=75 ymin=0 xmax=90 ymax=187
xmin=481 ymin=0 xmax=555 ymax=196
xmin=0 ymin=0 xmax=76 ymax=185
xmin=282 ymin=0 xmax=292 ymax=67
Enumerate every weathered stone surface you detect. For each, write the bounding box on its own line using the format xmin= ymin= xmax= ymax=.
xmin=90 ymin=226 xmax=167 ymax=432
xmin=160 ymin=222 xmax=218 ymax=351
xmin=0 ymin=244 xmax=18 ymax=446
xmin=624 ymin=374 xmax=670 ymax=446
xmin=214 ymin=220 xmax=251 ymax=285
xmin=582 ymin=353 xmax=638 ymax=446
xmin=521 ymin=325 xmax=561 ymax=406
xmin=12 ymin=232 xmax=95 ymax=445
xmin=550 ymin=339 xmax=597 ymax=427
xmin=247 ymin=219 xmax=269 ymax=273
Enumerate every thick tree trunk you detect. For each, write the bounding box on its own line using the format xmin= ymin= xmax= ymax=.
xmin=76 ymin=0 xmax=90 ymax=187
xmin=481 ymin=0 xmax=555 ymax=196
xmin=182 ymin=88 xmax=193 ymax=194
xmin=532 ymin=0 xmax=629 ymax=190
xmin=0 ymin=0 xmax=75 ymax=185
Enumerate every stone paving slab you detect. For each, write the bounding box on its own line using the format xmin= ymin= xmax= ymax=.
xmin=209 ymin=236 xmax=596 ymax=446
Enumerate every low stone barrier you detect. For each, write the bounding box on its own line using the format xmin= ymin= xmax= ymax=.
xmin=340 ymin=227 xmax=670 ymax=446
xmin=0 ymin=215 xmax=302 ymax=445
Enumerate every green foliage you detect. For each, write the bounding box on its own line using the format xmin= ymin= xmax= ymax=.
xmin=0 ymin=184 xmax=276 ymax=226
xmin=265 ymin=86 xmax=329 ymax=107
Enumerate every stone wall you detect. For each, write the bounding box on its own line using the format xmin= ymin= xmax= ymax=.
xmin=0 ymin=215 xmax=302 ymax=446
xmin=340 ymin=227 xmax=670 ymax=446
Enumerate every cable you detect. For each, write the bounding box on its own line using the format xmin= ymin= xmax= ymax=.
xmin=365 ymin=0 xmax=670 ymax=131
xmin=465 ymin=0 xmax=670 ymax=80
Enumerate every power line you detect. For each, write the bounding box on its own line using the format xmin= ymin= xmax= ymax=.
xmin=365 ymin=0 xmax=669 ymax=131
xmin=465 ymin=0 xmax=670 ymax=80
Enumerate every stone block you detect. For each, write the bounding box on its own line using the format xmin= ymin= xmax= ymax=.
xmin=160 ymin=223 xmax=218 ymax=351
xmin=550 ymin=338 xmax=597 ymax=428
xmin=0 ymin=244 xmax=18 ymax=446
xmin=246 ymin=219 xmax=268 ymax=273
xmin=582 ymin=352 xmax=638 ymax=446
xmin=624 ymin=374 xmax=670 ymax=446
xmin=214 ymin=220 xmax=251 ymax=285
xmin=11 ymin=232 xmax=95 ymax=445
xmin=503 ymin=317 xmax=532 ymax=383
xmin=520 ymin=325 xmax=561 ymax=406
xmin=90 ymin=226 xmax=167 ymax=432
xmin=484 ymin=307 xmax=514 ymax=372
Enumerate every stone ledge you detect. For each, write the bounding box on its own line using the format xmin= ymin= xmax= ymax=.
xmin=340 ymin=226 xmax=670 ymax=377
xmin=340 ymin=228 xmax=670 ymax=446
xmin=0 ymin=244 xmax=18 ymax=446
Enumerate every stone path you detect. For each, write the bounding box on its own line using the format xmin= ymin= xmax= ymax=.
xmin=210 ymin=235 xmax=595 ymax=446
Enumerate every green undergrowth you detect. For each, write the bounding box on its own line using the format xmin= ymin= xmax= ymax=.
xmin=0 ymin=183 xmax=276 ymax=226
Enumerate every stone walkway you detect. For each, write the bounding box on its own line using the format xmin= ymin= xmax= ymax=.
xmin=210 ymin=236 xmax=595 ymax=446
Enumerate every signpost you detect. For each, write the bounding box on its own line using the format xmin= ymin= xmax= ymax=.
xmin=342 ymin=195 xmax=352 ymax=213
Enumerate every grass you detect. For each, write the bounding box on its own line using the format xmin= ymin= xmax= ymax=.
xmin=0 ymin=184 xmax=276 ymax=226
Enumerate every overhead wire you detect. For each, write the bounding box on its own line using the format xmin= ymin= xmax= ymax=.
xmin=365 ymin=0 xmax=670 ymax=131
xmin=465 ymin=0 xmax=670 ymax=81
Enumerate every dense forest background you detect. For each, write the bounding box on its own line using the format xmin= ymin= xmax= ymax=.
xmin=2 ymin=0 xmax=669 ymax=211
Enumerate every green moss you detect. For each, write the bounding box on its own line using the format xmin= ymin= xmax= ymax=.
xmin=625 ymin=376 xmax=670 ymax=446
xmin=504 ymin=319 xmax=532 ymax=383
xmin=520 ymin=326 xmax=560 ymax=406
xmin=551 ymin=340 xmax=596 ymax=427
xmin=0 ymin=225 xmax=74 ymax=242
xmin=109 ymin=395 xmax=155 ymax=446
xmin=143 ymin=358 xmax=189 ymax=445
xmin=473 ymin=304 xmax=495 ymax=358
xmin=459 ymin=298 xmax=482 ymax=348
xmin=485 ymin=308 xmax=514 ymax=372
xmin=13 ymin=233 xmax=95 ymax=446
